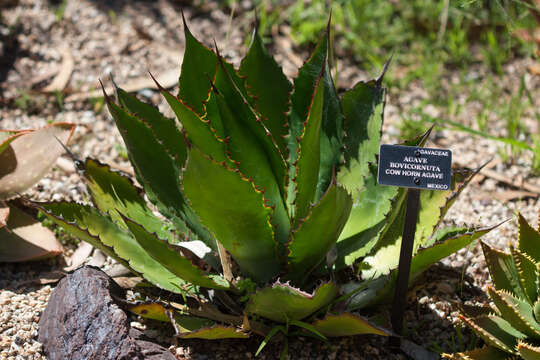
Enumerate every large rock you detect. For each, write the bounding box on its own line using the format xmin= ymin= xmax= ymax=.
xmin=38 ymin=266 xmax=175 ymax=360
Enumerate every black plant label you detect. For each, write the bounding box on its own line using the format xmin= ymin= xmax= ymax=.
xmin=378 ymin=144 xmax=452 ymax=191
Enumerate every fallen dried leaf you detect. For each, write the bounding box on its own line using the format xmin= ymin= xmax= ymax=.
xmin=30 ymin=66 xmax=61 ymax=88
xmin=0 ymin=204 xmax=63 ymax=262
xmin=56 ymin=156 xmax=77 ymax=174
xmin=493 ymin=190 xmax=538 ymax=201
xmin=455 ymin=161 xmax=540 ymax=195
xmin=0 ymin=122 xmax=75 ymax=199
xmin=65 ymin=69 xmax=179 ymax=102
xmin=473 ymin=190 xmax=538 ymax=202
xmin=41 ymin=47 xmax=74 ymax=93
xmin=113 ymin=276 xmax=143 ymax=289
xmin=528 ymin=63 xmax=540 ymax=76
xmin=0 ymin=200 xmax=8 ymax=229
xmin=87 ymin=248 xmax=107 ymax=268
xmin=64 ymin=241 xmax=93 ymax=271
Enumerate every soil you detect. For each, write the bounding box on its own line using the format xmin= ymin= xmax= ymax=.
xmin=1 ymin=0 xmax=540 ymax=359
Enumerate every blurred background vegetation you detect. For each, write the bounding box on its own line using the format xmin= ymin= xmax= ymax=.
xmin=10 ymin=0 xmax=540 ymax=171
xmin=212 ymin=0 xmax=540 ymax=170
xmin=221 ymin=0 xmax=538 ymax=82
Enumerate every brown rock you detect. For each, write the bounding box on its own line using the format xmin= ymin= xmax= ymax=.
xmin=38 ymin=266 xmax=175 ymax=360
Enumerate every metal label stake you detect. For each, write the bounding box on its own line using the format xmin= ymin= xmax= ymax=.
xmin=390 ymin=188 xmax=419 ymax=340
xmin=377 ymin=144 xmax=452 ymax=347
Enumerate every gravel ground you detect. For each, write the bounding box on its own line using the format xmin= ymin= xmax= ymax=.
xmin=2 ymin=0 xmax=540 ymax=359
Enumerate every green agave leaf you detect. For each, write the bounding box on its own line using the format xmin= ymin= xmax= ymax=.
xmin=338 ymin=79 xmax=385 ymax=197
xmin=159 ymin=84 xmax=231 ymax=164
xmin=0 ymin=123 xmax=75 ymax=199
xmin=350 ymin=128 xmax=434 ymax=277
xmin=115 ymin=86 xmax=187 ymax=168
xmin=84 ymin=158 xmax=174 ymax=242
xmin=245 ymin=282 xmax=339 ymax=323
xmin=174 ymin=315 xmax=216 ymax=334
xmin=421 ymin=164 xmax=486 ymax=249
xmin=365 ymin=166 xmax=478 ymax=273
xmin=534 ymin=299 xmax=540 ymax=324
xmin=178 ymin=15 xmax=218 ymax=114
xmin=459 ymin=303 xmax=497 ymax=318
xmin=287 ymin=28 xmax=327 ymax=165
xmin=311 ymin=313 xmax=390 ymax=337
xmin=518 ymin=213 xmax=540 ymax=263
xmin=182 ymin=148 xmax=280 ymax=283
xmin=459 ymin=314 xmax=525 ymax=354
xmin=104 ymin=92 xmax=215 ymax=250
xmin=359 ymin=189 xmax=407 ymax=279
xmin=293 ymin=73 xmax=324 ymax=223
xmin=347 ymin=226 xmax=494 ymax=310
xmin=316 ymin=38 xmax=345 ymax=201
xmin=403 ymin=125 xmax=434 ymax=147
xmin=287 ymin=182 xmax=352 ymax=282
xmin=123 ymin=216 xmax=229 ymax=290
xmin=442 ymin=346 xmax=515 ymax=360
xmin=178 ymin=16 xmax=250 ymax=118
xmin=335 ymin=166 xmax=399 ymax=269
xmin=537 ymin=262 xmax=540 ymax=309
xmin=128 ymin=302 xmax=215 ymax=333
xmin=487 ymin=287 xmax=540 ymax=339
xmin=34 ymin=202 xmax=189 ymax=294
xmin=408 ymin=225 xmax=498 ymax=283
xmin=211 ymin=86 xmax=290 ymax=244
xmin=213 ymin=53 xmax=287 ymax=202
xmin=510 ymin=245 xmax=537 ymax=305
xmin=31 ymin=201 xmax=132 ymax=270
xmin=179 ymin=325 xmax=249 ymax=339
xmin=518 ymin=340 xmax=540 ymax=360
xmin=335 ymin=81 xmax=429 ymax=270
xmin=128 ymin=302 xmax=172 ymax=322
xmin=342 ymin=276 xmax=390 ymax=312
xmin=360 ymin=170 xmax=465 ymax=279
xmin=481 ymin=241 xmax=527 ymax=301
xmin=238 ymin=24 xmax=291 ymax=156
xmin=415 ymin=175 xmax=464 ymax=249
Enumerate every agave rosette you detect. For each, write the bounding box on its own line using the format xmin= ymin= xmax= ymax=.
xmin=32 ymin=16 xmax=494 ymax=346
xmin=445 ymin=212 xmax=540 ymax=360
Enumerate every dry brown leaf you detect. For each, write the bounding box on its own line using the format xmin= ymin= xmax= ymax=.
xmin=56 ymin=156 xmax=77 ymax=174
xmin=455 ymin=161 xmax=540 ymax=195
xmin=0 ymin=200 xmax=8 ymax=229
xmin=480 ymin=167 xmax=540 ymax=194
xmin=0 ymin=204 xmax=63 ymax=262
xmin=87 ymin=248 xmax=107 ymax=268
xmin=29 ymin=66 xmax=61 ymax=88
xmin=105 ymin=263 xmax=132 ymax=278
xmin=0 ymin=122 xmax=75 ymax=199
xmin=65 ymin=69 xmax=179 ymax=102
xmin=528 ymin=63 xmax=540 ymax=76
xmin=41 ymin=47 xmax=74 ymax=93
xmin=113 ymin=276 xmax=143 ymax=289
xmin=64 ymin=241 xmax=93 ymax=271
xmin=470 ymin=158 xmax=501 ymax=184
xmin=492 ymin=190 xmax=538 ymax=202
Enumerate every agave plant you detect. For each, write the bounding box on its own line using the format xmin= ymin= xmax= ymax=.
xmin=445 ymin=212 xmax=540 ymax=360
xmin=0 ymin=123 xmax=74 ymax=262
xmin=32 ymin=17 xmax=495 ymax=352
